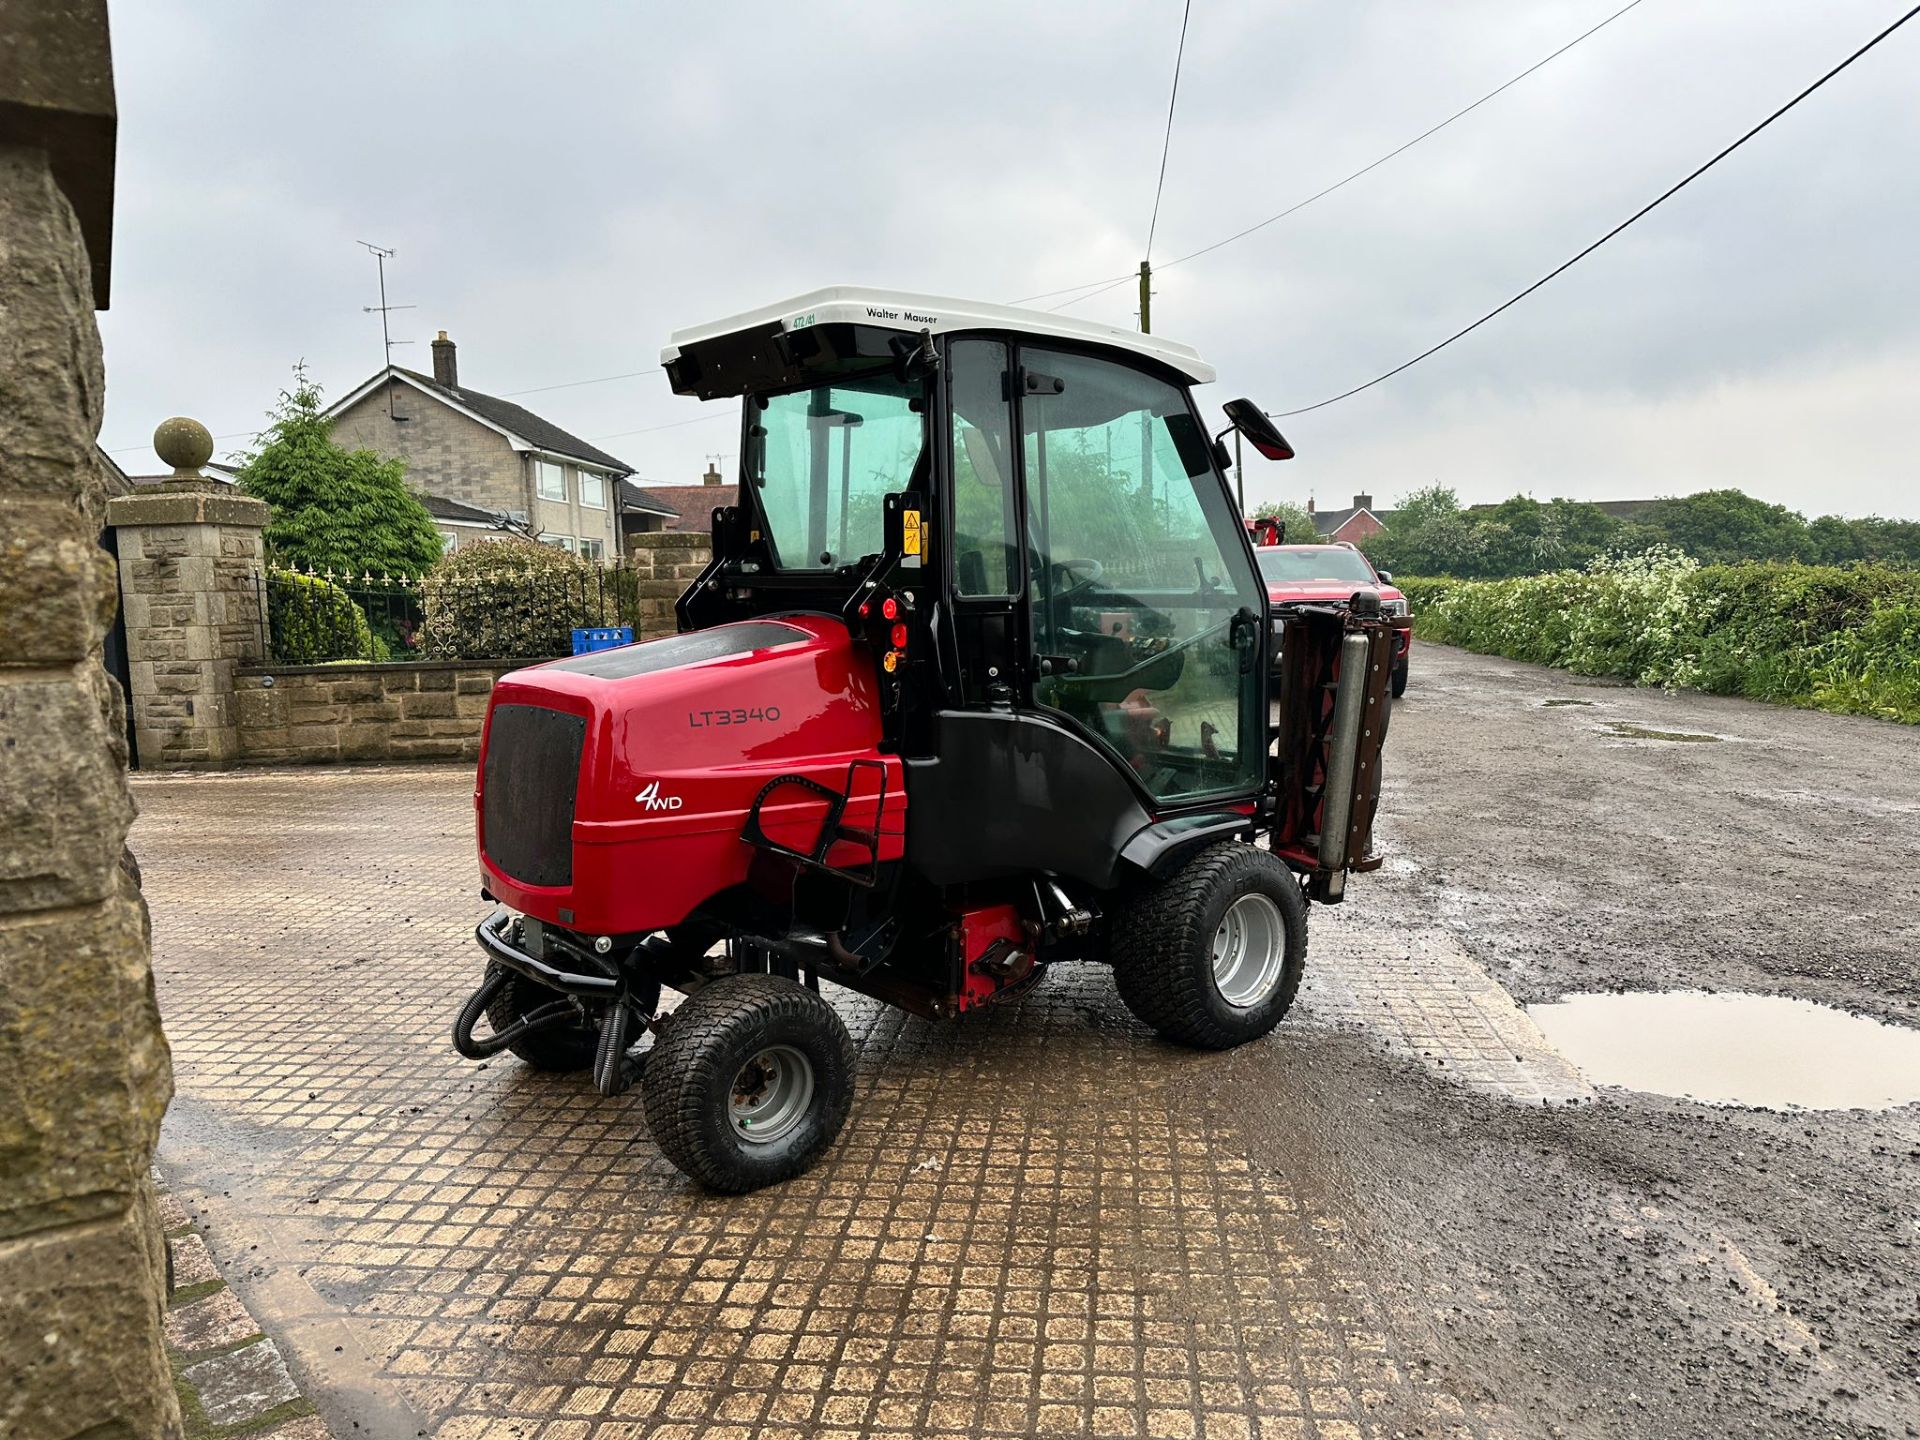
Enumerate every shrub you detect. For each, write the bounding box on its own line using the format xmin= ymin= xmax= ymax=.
xmin=419 ymin=538 xmax=621 ymax=660
xmin=1403 ymin=557 xmax=1920 ymax=724
xmin=235 ymin=364 xmax=445 ymax=576
xmin=267 ymin=571 xmax=386 ymax=664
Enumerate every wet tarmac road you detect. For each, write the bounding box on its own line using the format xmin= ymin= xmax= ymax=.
xmin=133 ymin=644 xmax=1920 ymax=1439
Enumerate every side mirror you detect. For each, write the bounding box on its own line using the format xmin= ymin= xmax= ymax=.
xmin=1221 ymin=398 xmax=1294 ymax=461
xmin=1376 ymin=569 xmax=1393 ymax=584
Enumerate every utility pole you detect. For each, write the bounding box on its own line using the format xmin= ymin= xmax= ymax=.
xmin=1137 ymin=259 xmax=1152 ymax=334
xmin=358 ymin=241 xmax=415 ymax=418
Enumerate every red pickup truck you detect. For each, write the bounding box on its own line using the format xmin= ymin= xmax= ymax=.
xmin=1257 ymin=543 xmax=1412 ymax=697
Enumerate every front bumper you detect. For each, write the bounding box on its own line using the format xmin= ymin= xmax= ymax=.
xmin=474 ymin=906 xmax=618 ymax=998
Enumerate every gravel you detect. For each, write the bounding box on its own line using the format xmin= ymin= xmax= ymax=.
xmin=1225 ymin=644 xmax=1920 ymax=1439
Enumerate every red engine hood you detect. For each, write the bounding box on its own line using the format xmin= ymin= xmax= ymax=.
xmin=476 ymin=613 xmax=904 ymax=934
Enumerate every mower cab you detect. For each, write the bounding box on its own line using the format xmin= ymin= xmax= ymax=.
xmin=455 ymin=287 xmax=1394 ymax=1191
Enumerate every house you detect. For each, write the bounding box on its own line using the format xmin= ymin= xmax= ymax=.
xmin=621 ymin=463 xmax=739 ymax=547
xmin=325 ymin=331 xmax=634 ymax=561
xmin=420 ymin=493 xmax=533 ymax=552
xmin=119 ymin=459 xmax=242 ymax=489
xmin=1308 ymin=493 xmax=1390 ymax=544
xmin=616 ymin=481 xmax=681 ymax=539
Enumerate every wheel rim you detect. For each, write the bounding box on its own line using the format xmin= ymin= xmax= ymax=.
xmin=1211 ymin=893 xmax=1287 ymax=1008
xmin=729 ymin=1044 xmax=815 ymax=1146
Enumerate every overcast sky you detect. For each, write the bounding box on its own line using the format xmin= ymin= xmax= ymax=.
xmin=99 ymin=0 xmax=1919 ymax=520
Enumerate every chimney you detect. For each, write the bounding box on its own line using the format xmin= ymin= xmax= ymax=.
xmin=1306 ymin=496 xmax=1315 ymax=514
xmin=702 ymin=462 xmax=722 ymax=487
xmin=431 ymin=330 xmax=458 ymax=388
xmin=1353 ymin=492 xmax=1372 ymax=512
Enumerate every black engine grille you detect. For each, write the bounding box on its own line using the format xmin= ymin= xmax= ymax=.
xmin=482 ymin=704 xmax=586 ymax=887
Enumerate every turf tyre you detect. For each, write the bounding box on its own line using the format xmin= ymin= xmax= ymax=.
xmin=1111 ymin=842 xmax=1308 ymax=1049
xmin=643 ymin=974 xmax=855 ymax=1192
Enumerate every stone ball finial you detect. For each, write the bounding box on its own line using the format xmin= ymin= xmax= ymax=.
xmin=154 ymin=416 xmax=214 ymax=474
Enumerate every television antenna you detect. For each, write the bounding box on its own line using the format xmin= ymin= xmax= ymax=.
xmin=359 ymin=241 xmax=415 ymax=417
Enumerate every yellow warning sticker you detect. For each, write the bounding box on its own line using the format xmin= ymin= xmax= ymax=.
xmin=902 ymin=509 xmax=923 ymax=557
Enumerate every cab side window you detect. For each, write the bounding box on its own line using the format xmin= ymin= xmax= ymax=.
xmin=948 ymin=339 xmax=1018 ymax=597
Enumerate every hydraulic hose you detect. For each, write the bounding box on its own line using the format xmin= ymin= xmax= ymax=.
xmin=451 ymin=965 xmax=581 ymax=1060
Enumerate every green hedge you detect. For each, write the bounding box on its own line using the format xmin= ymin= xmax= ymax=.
xmin=418 ymin=538 xmax=624 ymax=661
xmin=1401 ymin=553 xmax=1920 ymax=724
xmin=266 ymin=571 xmax=387 ymax=664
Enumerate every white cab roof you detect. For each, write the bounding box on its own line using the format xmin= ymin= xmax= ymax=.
xmin=663 ymin=285 xmax=1215 ymax=385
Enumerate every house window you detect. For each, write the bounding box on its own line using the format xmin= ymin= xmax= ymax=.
xmin=537 ymin=460 xmax=567 ymax=501
xmin=579 ymin=537 xmax=604 ymax=562
xmin=539 ymin=532 xmax=577 ymax=553
xmin=440 ymin=531 xmax=458 ymax=554
xmin=578 ymin=470 xmax=606 ymax=509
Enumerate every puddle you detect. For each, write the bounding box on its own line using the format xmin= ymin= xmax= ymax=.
xmin=1542 ymin=698 xmax=1595 ymax=707
xmin=1527 ymin=991 xmax=1920 ymax=1110
xmin=1599 ymin=721 xmax=1723 ymax=742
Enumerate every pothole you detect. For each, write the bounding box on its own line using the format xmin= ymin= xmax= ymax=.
xmin=1599 ymin=721 xmax=1724 ymax=742
xmin=1527 ymin=991 xmax=1920 ymax=1110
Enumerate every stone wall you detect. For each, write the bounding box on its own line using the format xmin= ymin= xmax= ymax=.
xmin=105 ymin=481 xmax=269 ymax=768
xmin=626 ymin=529 xmax=711 ymax=635
xmin=233 ymin=659 xmax=530 ymax=764
xmin=0 ymin=137 xmax=183 ymax=1438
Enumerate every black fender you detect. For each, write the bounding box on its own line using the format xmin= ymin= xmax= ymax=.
xmin=1116 ymin=812 xmax=1253 ymax=881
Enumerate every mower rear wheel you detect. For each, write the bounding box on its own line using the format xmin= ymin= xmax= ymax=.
xmin=1111 ymin=842 xmax=1307 ymax=1049
xmin=642 ymin=974 xmax=854 ymax=1192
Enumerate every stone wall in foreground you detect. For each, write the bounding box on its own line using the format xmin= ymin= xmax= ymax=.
xmin=0 ymin=139 xmax=182 ymax=1437
xmin=232 ymin=659 xmax=533 ymax=764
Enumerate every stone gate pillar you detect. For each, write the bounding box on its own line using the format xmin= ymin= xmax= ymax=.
xmin=105 ymin=425 xmax=270 ymax=769
xmin=0 ymin=7 xmax=184 ymax=1436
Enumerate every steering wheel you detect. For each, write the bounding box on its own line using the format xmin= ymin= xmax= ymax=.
xmin=1050 ymin=557 xmax=1105 ymax=603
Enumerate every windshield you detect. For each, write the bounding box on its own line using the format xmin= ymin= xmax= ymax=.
xmin=1257 ymin=546 xmax=1377 ymax=585
xmin=749 ymin=373 xmax=926 ymax=571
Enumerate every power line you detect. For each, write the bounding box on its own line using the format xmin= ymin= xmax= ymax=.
xmin=1274 ymin=1 xmax=1920 ymax=418
xmin=105 ymin=429 xmax=255 ymax=457
xmin=1160 ymin=0 xmax=1649 ymax=274
xmin=500 ymin=368 xmax=662 ymax=398
xmin=1009 ymin=272 xmax=1137 ymax=306
xmin=105 ymin=369 xmax=674 ymax=454
xmin=1047 ymin=274 xmax=1134 ymax=313
xmin=588 ymin=412 xmax=732 ymax=442
xmin=1019 ymin=0 xmax=1649 ymax=313
xmin=1145 ymin=0 xmax=1195 ymax=262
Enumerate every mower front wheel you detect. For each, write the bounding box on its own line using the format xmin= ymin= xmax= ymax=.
xmin=484 ymin=968 xmax=599 ymax=1072
xmin=642 ymin=974 xmax=854 ymax=1193
xmin=1111 ymin=842 xmax=1307 ymax=1049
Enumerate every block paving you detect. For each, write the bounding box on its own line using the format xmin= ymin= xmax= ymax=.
xmin=158 ymin=1177 xmax=329 ymax=1438
xmin=135 ymin=764 xmax=1530 ymax=1438
xmin=1304 ymin=912 xmax=1594 ymax=1107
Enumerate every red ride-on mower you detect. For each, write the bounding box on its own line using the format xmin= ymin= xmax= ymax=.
xmin=452 ymin=288 xmax=1393 ymax=1192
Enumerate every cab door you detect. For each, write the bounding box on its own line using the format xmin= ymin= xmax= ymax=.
xmin=1015 ymin=344 xmax=1266 ymax=806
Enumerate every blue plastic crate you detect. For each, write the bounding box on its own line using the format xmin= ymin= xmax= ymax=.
xmin=572 ymin=626 xmax=633 ymax=655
